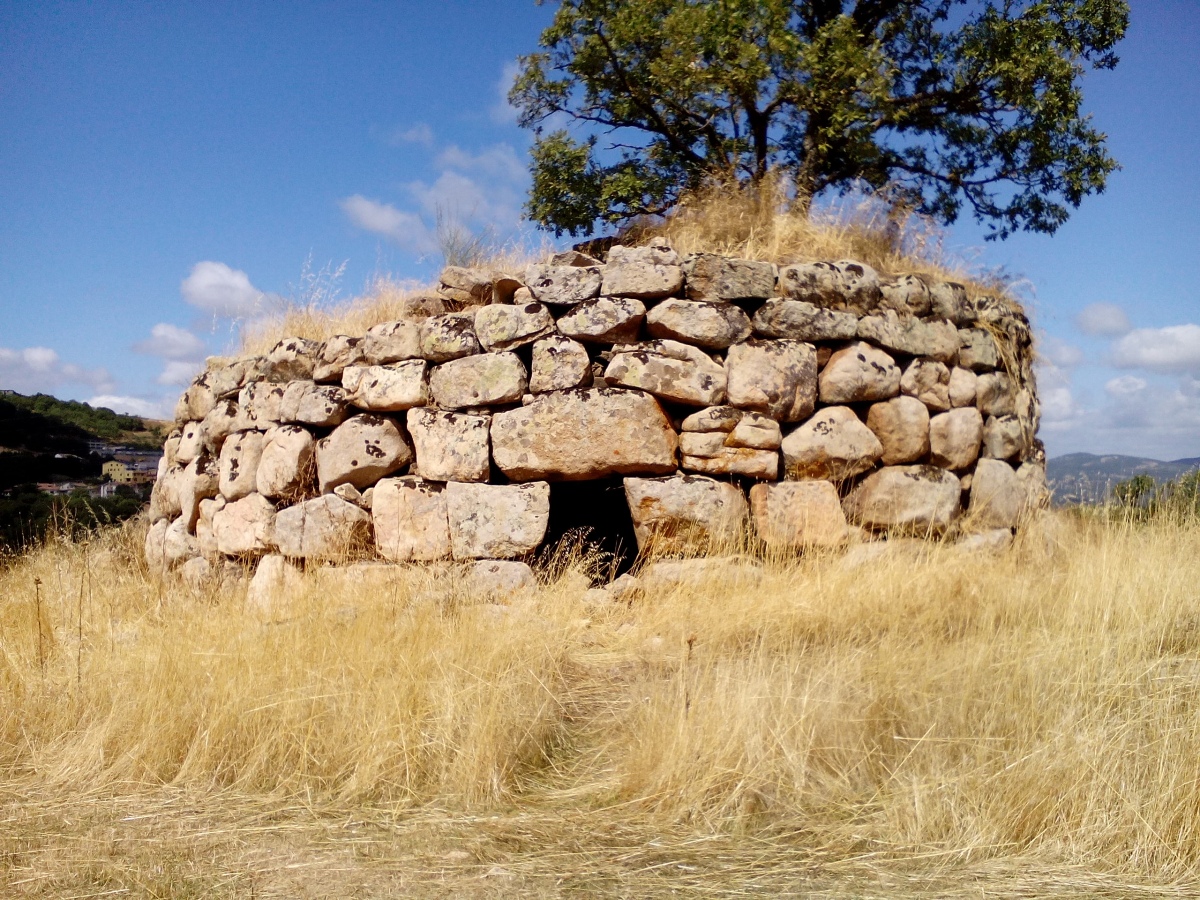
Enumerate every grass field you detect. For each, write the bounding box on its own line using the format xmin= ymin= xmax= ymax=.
xmin=3 ymin=511 xmax=1200 ymax=897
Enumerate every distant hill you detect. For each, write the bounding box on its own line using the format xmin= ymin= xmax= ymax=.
xmin=1048 ymin=453 xmax=1200 ymax=505
xmin=1 ymin=392 xmax=163 ymax=448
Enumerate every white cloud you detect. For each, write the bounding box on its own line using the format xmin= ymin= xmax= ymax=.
xmin=87 ymin=394 xmax=173 ymax=420
xmin=490 ymin=61 xmax=521 ymax=125
xmin=157 ymin=360 xmax=203 ymax=387
xmin=340 ymin=194 xmax=437 ymax=254
xmin=1111 ymin=324 xmax=1200 ymax=374
xmin=1106 ymin=374 xmax=1148 ymax=397
xmin=0 ymin=346 xmax=116 ymax=395
xmin=1075 ymin=302 xmax=1131 ymax=337
xmin=393 ymin=122 xmax=435 ymax=146
xmin=1039 ymin=334 xmax=1085 ymax=368
xmin=133 ymin=323 xmax=205 ymax=360
xmin=1034 ymin=361 xmax=1084 ymax=428
xmin=181 ymin=261 xmax=279 ymax=318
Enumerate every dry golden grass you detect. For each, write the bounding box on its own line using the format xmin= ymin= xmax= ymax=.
xmin=3 ymin=513 xmax=1200 ymax=896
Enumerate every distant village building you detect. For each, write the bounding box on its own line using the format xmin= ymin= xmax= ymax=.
xmin=102 ymin=460 xmax=157 ymax=486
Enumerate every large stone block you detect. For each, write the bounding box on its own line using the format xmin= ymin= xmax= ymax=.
xmin=556 ymin=297 xmax=646 ymax=344
xmin=645 ymin=298 xmax=751 ymax=349
xmin=968 ymin=458 xmax=1023 ymax=530
xmin=601 ymin=244 xmax=683 ymax=300
xmin=681 ymin=254 xmax=775 ymax=301
xmin=948 ymin=366 xmax=978 ymax=407
xmin=752 ymin=298 xmax=859 ymax=342
xmin=491 ymin=388 xmax=677 ymax=481
xmin=857 ymin=311 xmax=959 ymax=363
xmin=819 ymin=342 xmax=901 ymax=404
xmin=362 ymin=320 xmax=422 ymax=365
xmin=679 ymin=432 xmax=780 ymax=478
xmin=982 ymin=415 xmax=1025 ymax=460
xmin=316 ymin=414 xmax=412 ymax=492
xmin=278 ymin=381 xmax=348 ymax=427
xmin=900 ymin=359 xmax=951 ymax=412
xmin=372 ymin=477 xmax=451 ymax=561
xmin=725 ymin=339 xmax=817 ymax=422
xmin=429 ymin=351 xmax=528 ymax=409
xmin=445 ymin=481 xmax=551 ymax=559
xmin=314 ymin=334 xmax=366 ymax=382
xmin=213 ymin=493 xmax=277 ymax=556
xmin=843 ymin=465 xmax=961 ymax=534
xmin=178 ymin=454 xmax=219 ymax=531
xmin=420 ymin=313 xmax=482 ymax=362
xmin=866 ymin=396 xmax=931 ymax=466
xmin=238 ymin=382 xmax=286 ymax=429
xmin=604 ymin=340 xmax=727 ymax=406
xmin=265 ymin=338 xmax=321 ymax=382
xmin=624 ymin=474 xmax=748 ymax=552
xmin=929 ymin=407 xmax=983 ymax=470
xmin=958 ymin=328 xmax=1000 ymax=371
xmin=530 ymin=334 xmax=591 ymax=392
xmin=474 ymin=301 xmax=555 ymax=351
xmin=879 ymin=275 xmax=932 ymax=316
xmin=777 ymin=260 xmax=880 ymax=314
xmin=406 ymin=407 xmax=490 ymax=482
xmin=750 ymin=481 xmax=848 ymax=548
xmin=976 ymin=372 xmax=1016 ymax=416
xmin=256 ymin=425 xmax=316 ymax=500
xmin=342 ymin=362 xmax=429 ymax=411
xmin=218 ymin=430 xmax=264 ymax=501
xmin=274 ymin=494 xmax=372 ymax=560
xmin=781 ymin=406 xmax=882 ymax=481
xmin=524 ymin=264 xmax=602 ymax=306
xmin=929 ymin=282 xmax=971 ymax=324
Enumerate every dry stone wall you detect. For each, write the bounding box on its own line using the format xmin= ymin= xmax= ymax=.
xmin=145 ymin=239 xmax=1047 ymax=579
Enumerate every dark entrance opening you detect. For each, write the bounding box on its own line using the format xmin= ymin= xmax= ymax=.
xmin=543 ymin=477 xmax=640 ymax=580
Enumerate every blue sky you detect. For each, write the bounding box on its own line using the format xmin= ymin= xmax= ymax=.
xmin=1 ymin=1 xmax=1197 ymax=460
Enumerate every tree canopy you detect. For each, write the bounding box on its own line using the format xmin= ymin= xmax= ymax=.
xmin=511 ymin=0 xmax=1129 ymax=239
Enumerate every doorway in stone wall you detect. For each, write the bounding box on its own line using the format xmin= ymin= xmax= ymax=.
xmin=543 ymin=477 xmax=640 ymax=579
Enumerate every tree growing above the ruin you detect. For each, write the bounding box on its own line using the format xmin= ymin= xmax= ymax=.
xmin=511 ymin=0 xmax=1129 ymax=239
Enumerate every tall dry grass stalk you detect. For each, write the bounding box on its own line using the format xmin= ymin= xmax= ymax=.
xmin=3 ymin=513 xmax=1200 ymax=886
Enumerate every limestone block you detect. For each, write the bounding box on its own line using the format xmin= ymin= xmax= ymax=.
xmin=149 ymin=463 xmax=184 ymax=523
xmin=279 ymin=381 xmax=349 ymax=427
xmin=316 ymin=414 xmax=412 ymax=493
xmin=145 ymin=517 xmax=199 ymax=571
xmin=645 ymin=298 xmax=752 ymax=349
xmin=530 ymin=335 xmax=591 ymax=392
xmin=879 ymin=275 xmax=932 ymax=317
xmin=929 ymin=407 xmax=983 ymax=470
xmin=607 ymin=241 xmax=679 ymax=266
xmin=556 ymin=297 xmax=646 ymax=344
xmin=725 ymin=339 xmax=818 ymax=422
xmin=197 ymin=496 xmax=224 ymax=559
xmin=176 ymin=376 xmax=216 ymax=423
xmin=178 ymin=454 xmax=220 ymax=531
xmin=213 ymin=493 xmax=277 ymax=556
xmin=680 ymin=444 xmax=779 ymax=479
xmin=201 ymin=398 xmax=253 ymax=449
xmin=728 ymin=412 xmax=782 ymax=450
xmin=176 ymin=420 xmax=207 ymax=465
xmin=976 ymin=372 xmax=1016 ymax=416
xmin=681 ymin=254 xmax=775 ymax=301
xmin=396 ymin=293 xmax=448 ymax=320
xmin=948 ymin=367 xmax=978 ymax=407
xmin=604 ymin=340 xmax=727 ymax=406
xmin=624 ymin=474 xmax=748 ymax=552
xmin=238 ymin=382 xmax=286 ymax=429
xmin=524 ymin=264 xmax=602 ymax=306
xmin=681 ymin=406 xmax=745 ymax=433
xmin=929 ymin=282 xmax=971 ymax=325
xmin=474 ymin=301 xmax=554 ymax=351
xmin=752 ymin=299 xmax=859 ymax=342
xmin=429 ymin=351 xmax=527 ymax=409
xmin=843 ymin=465 xmax=962 ymax=534
xmin=819 ymin=342 xmax=901 ymax=404
xmin=273 ymin=494 xmax=372 ymax=560
xmin=180 ymin=555 xmax=215 ymax=590
xmin=314 ymin=334 xmax=366 ymax=382
xmin=969 ymin=458 xmax=1024 ymax=530
xmin=362 ymin=320 xmax=423 ymax=365
xmin=406 ymin=407 xmax=490 ymax=482
xmin=491 ymin=388 xmax=677 ymax=481
xmin=438 ymin=266 xmax=494 ymax=306
xmin=468 ymin=560 xmax=537 ymax=596
xmin=342 ymin=361 xmax=430 ymax=411
xmin=857 ymin=312 xmax=959 ymax=363
xmin=958 ymin=328 xmax=1000 ymax=371
xmin=750 ymin=481 xmax=849 ymax=548
xmin=446 ymin=481 xmax=551 ymax=559
xmin=550 ymin=249 xmax=601 ymax=267
xmin=900 ymin=359 xmax=951 ymax=412
xmin=420 ymin=313 xmax=482 ymax=362
xmin=372 ymin=477 xmax=451 ymax=561
xmin=600 ymin=259 xmax=684 ymax=300
xmin=866 ymin=396 xmax=931 ymax=465
xmin=218 ymin=430 xmax=265 ymax=502
xmin=256 ymin=425 xmax=316 ymax=499
xmin=1016 ymin=459 xmax=1050 ymax=516
xmin=265 ymin=338 xmax=321 ymax=382
xmin=983 ymin=415 xmax=1025 ymax=460
xmin=781 ymin=406 xmax=883 ymax=481
xmin=246 ymin=554 xmax=304 ymax=620
xmin=777 ymin=259 xmax=880 ymax=314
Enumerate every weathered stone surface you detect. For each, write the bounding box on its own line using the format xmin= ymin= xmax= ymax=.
xmin=752 ymin=299 xmax=859 ymax=341
xmin=607 ymin=241 xmax=679 ymax=266
xmin=681 ymin=406 xmax=744 ymax=433
xmin=843 ymin=465 xmax=962 ymax=534
xmin=274 ymin=495 xmax=372 ymax=560
xmin=556 ymin=297 xmax=646 ymax=344
xmin=983 ymin=415 xmax=1025 ymax=460
xmin=394 ymin=293 xmax=447 ymax=320
xmin=969 ymin=458 xmax=1023 ymax=530
xmin=729 ymin=412 xmax=782 ymax=449
xmin=145 ymin=516 xmax=200 ymax=571
xmin=176 ymin=420 xmax=207 ymax=465
xmin=265 ymin=338 xmax=321 ymax=382
xmin=726 ymin=339 xmax=817 ymax=422
xmin=645 ymin=298 xmax=752 ymax=348
xmin=256 ymin=425 xmax=315 ymax=499
xmin=474 ymin=302 xmax=554 ymax=351
xmin=879 ymin=275 xmax=932 ymax=316
xmin=179 ymin=454 xmax=220 ymax=531
xmin=781 ymin=406 xmax=883 ymax=481
xmin=176 ymin=376 xmax=216 ymax=423
xmin=866 ymin=396 xmax=931 ymax=465
xmin=372 ymin=477 xmax=451 ymax=561
xmin=491 ymin=388 xmax=677 ymax=481
xmin=681 ymin=254 xmax=775 ymax=301
xmin=362 ymin=320 xmax=423 ymax=365
xmin=680 ymin=446 xmax=779 ymax=479
xmin=819 ymin=342 xmax=901 ymax=404
xmin=1016 ymin=459 xmax=1050 ymax=515
xmin=199 ymin=399 xmax=250 ymax=450
xmin=429 ymin=352 xmax=527 ymax=409
xmin=238 ymin=382 xmax=286 ymax=429
xmin=929 ymin=407 xmax=983 ymax=470
xmin=624 ymin=474 xmax=748 ymax=552
xmin=900 ymin=359 xmax=951 ymax=412
xmin=777 ymin=260 xmax=880 ymax=314
xmin=929 ymin=282 xmax=971 ymax=325
xmin=468 ymin=560 xmax=537 ymax=595
xmin=149 ymin=463 xmax=184 ymax=523
xmin=523 ymin=264 xmax=602 ymax=306
xmin=316 ymin=414 xmax=412 ymax=492
xmin=314 ymin=335 xmax=366 ymax=382
xmin=333 ymin=483 xmax=367 ymax=509
xmin=180 ymin=555 xmax=215 ymax=590
xmin=958 ymin=328 xmax=1000 ymax=371
xmin=948 ymin=366 xmax=978 ymax=407
xmin=420 ymin=313 xmax=482 ymax=362
xmin=446 ymin=482 xmax=551 ymax=559
xmin=218 ymin=430 xmax=264 ymax=501
xmin=279 ymin=381 xmax=348 ymax=427
xmin=550 ymin=249 xmax=601 ymax=267
xmin=857 ymin=311 xmax=959 ymax=363
xmin=406 ymin=407 xmax=490 ymax=482
xmin=246 ymin=554 xmax=304 ymax=620
xmin=604 ymin=340 xmax=726 ymax=406
xmin=196 ymin=496 xmax=224 ymax=559
xmin=750 ymin=481 xmax=848 ymax=548
xmin=976 ymin=372 xmax=1016 ymax=416
xmin=601 ymin=256 xmax=684 ymax=299
xmin=530 ymin=335 xmax=591 ymax=392
xmin=438 ymin=266 xmax=493 ymax=306
xmin=213 ymin=493 xmax=277 ymax=556
xmin=342 ymin=361 xmax=429 ymax=411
